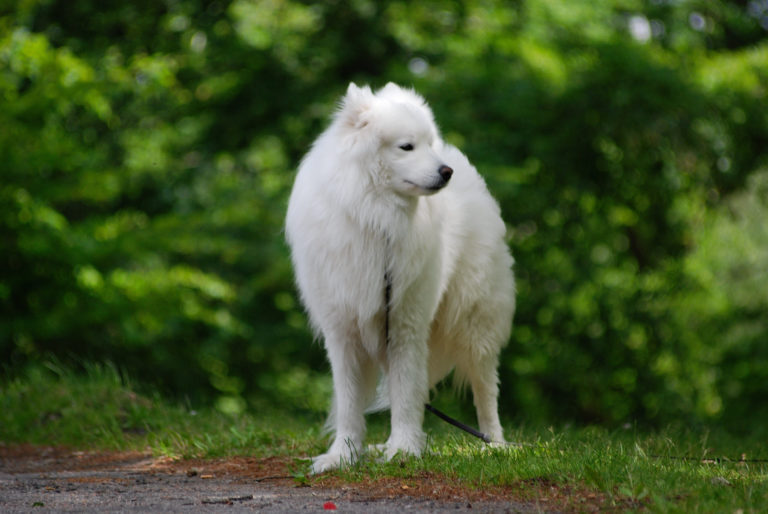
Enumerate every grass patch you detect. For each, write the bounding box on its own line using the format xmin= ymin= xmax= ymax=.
xmin=2 ymin=363 xmax=767 ymax=512
xmin=339 ymin=428 xmax=768 ymax=511
xmin=0 ymin=362 xmax=325 ymax=458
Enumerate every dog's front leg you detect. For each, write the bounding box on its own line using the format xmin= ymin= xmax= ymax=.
xmin=312 ymin=335 xmax=376 ymax=474
xmin=384 ymin=319 xmax=429 ymax=460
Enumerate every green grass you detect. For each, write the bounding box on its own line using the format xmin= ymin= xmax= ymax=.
xmin=2 ymin=363 xmax=767 ymax=512
xmin=340 ymin=428 xmax=768 ymax=512
xmin=0 ymin=362 xmax=325 ymax=458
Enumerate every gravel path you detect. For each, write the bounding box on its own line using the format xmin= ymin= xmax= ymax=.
xmin=0 ymin=447 xmax=538 ymax=513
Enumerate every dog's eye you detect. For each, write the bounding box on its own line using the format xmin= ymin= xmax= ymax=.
xmin=399 ymin=143 xmax=414 ymax=151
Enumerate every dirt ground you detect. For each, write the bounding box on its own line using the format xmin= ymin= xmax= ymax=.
xmin=0 ymin=445 xmax=606 ymax=512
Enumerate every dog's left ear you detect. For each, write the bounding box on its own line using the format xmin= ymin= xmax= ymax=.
xmin=380 ymin=82 xmax=402 ymax=95
xmin=339 ymin=83 xmax=375 ymax=130
xmin=378 ymin=82 xmax=427 ymax=107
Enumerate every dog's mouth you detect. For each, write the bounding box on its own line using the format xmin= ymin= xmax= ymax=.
xmin=403 ymin=177 xmax=450 ymax=194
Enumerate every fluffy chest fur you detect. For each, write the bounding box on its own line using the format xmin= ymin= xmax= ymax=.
xmin=286 ymin=164 xmax=446 ymax=357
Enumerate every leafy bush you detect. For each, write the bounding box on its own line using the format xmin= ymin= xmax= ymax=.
xmin=1 ymin=1 xmax=767 ymax=428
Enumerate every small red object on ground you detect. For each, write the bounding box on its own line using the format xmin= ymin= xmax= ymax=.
xmin=323 ymin=501 xmax=337 ymax=510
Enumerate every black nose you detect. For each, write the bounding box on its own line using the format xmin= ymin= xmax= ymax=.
xmin=438 ymin=165 xmax=453 ymax=182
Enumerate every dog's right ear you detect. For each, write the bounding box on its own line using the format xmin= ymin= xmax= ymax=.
xmin=339 ymin=83 xmax=374 ymax=130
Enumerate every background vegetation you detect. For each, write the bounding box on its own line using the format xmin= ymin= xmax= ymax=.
xmin=2 ymin=0 xmax=767 ymax=432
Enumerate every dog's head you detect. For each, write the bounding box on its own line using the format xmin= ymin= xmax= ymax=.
xmin=337 ymin=83 xmax=453 ymax=196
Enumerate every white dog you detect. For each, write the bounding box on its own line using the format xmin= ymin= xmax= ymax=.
xmin=285 ymin=83 xmax=515 ymax=473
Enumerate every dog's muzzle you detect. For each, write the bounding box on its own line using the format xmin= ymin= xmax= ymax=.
xmin=428 ymin=164 xmax=453 ymax=191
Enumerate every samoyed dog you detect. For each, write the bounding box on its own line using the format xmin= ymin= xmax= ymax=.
xmin=286 ymin=83 xmax=515 ymax=473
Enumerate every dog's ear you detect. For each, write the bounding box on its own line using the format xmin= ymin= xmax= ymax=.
xmin=378 ymin=82 xmax=427 ymax=107
xmin=347 ymin=82 xmax=370 ymax=97
xmin=380 ymin=82 xmax=401 ymax=94
xmin=339 ymin=83 xmax=374 ymax=130
xmin=378 ymin=82 xmax=407 ymax=103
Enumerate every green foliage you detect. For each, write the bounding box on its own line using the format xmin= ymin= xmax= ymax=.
xmin=1 ymin=0 xmax=767 ymax=429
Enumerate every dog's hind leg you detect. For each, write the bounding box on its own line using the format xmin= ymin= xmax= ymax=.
xmin=312 ymin=335 xmax=377 ymax=474
xmin=457 ymin=351 xmax=506 ymax=444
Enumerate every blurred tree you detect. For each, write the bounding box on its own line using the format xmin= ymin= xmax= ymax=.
xmin=1 ymin=0 xmax=767 ymax=427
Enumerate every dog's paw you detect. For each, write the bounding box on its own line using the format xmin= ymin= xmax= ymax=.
xmin=311 ymin=452 xmax=351 ymax=474
xmin=382 ymin=431 xmax=426 ymax=461
xmin=475 ymin=440 xmax=525 ymax=455
xmin=366 ymin=443 xmax=387 ymax=461
xmin=494 ymin=440 xmax=526 ymax=449
xmin=486 ymin=433 xmax=507 ymax=446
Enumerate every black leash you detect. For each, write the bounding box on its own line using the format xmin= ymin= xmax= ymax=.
xmin=650 ymin=455 xmax=768 ymax=464
xmin=384 ymin=269 xmax=491 ymax=444
xmin=384 ymin=270 xmax=392 ymax=346
xmin=425 ymin=403 xmax=492 ymax=443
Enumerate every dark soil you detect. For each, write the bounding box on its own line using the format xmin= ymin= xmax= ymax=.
xmin=0 ymin=445 xmax=606 ymax=512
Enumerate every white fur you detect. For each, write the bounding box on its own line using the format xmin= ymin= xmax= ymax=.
xmin=285 ymin=83 xmax=515 ymax=473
